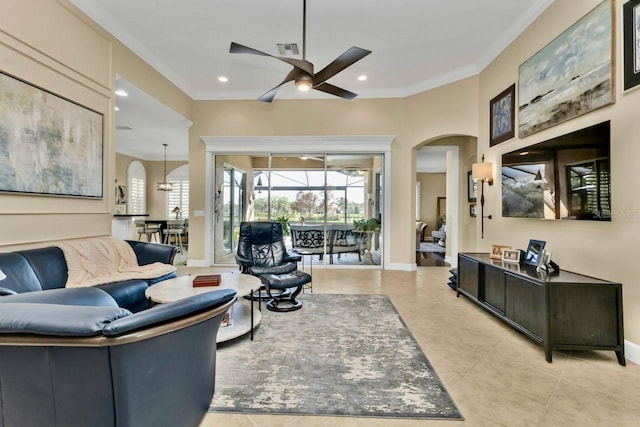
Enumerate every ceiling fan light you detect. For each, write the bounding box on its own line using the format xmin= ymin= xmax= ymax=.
xmin=296 ymin=79 xmax=312 ymax=92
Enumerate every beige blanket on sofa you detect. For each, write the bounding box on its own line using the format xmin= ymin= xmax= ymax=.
xmin=58 ymin=236 xmax=177 ymax=288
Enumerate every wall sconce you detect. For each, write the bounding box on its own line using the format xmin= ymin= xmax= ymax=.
xmin=471 ymin=155 xmax=494 ymax=239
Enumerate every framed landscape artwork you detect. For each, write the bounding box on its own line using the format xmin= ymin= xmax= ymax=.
xmin=0 ymin=71 xmax=103 ymax=198
xmin=518 ymin=0 xmax=614 ymax=138
xmin=489 ymin=84 xmax=515 ymax=146
xmin=624 ymin=0 xmax=640 ymax=90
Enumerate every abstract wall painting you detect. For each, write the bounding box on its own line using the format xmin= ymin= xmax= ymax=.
xmin=0 ymin=71 xmax=103 ymax=198
xmin=518 ymin=0 xmax=614 ymax=138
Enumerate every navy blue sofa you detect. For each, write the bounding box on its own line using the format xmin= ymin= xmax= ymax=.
xmin=0 ymin=239 xmax=237 ymax=427
xmin=0 ymin=240 xmax=178 ymax=312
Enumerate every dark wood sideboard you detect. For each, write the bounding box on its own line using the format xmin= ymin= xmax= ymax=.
xmin=457 ymin=253 xmax=625 ymax=365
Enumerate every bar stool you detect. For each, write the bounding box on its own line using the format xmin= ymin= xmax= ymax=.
xmin=134 ymin=220 xmax=160 ymax=242
xmin=163 ymin=219 xmax=186 ymax=253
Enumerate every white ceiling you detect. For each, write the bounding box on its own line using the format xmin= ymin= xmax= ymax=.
xmin=70 ymin=0 xmax=554 ymax=159
xmin=115 ymin=77 xmax=192 ymax=161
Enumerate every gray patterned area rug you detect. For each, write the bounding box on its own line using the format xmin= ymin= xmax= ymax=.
xmin=209 ymin=294 xmax=462 ymax=419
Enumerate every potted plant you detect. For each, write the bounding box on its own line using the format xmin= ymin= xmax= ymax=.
xmin=353 ymin=218 xmax=381 ymax=264
xmin=353 ymin=217 xmax=381 ymax=232
xmin=276 ymin=215 xmax=290 ymax=236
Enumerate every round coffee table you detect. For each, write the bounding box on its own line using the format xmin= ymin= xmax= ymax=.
xmin=145 ymin=271 xmax=261 ymax=343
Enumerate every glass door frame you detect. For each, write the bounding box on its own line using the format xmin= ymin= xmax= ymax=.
xmin=203 ymin=136 xmax=394 ymax=268
xmin=222 ymin=165 xmax=245 ymax=255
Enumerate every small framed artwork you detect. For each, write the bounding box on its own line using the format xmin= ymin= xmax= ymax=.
xmin=490 ymin=244 xmax=511 ymax=260
xmin=502 ymin=249 xmax=521 ymax=264
xmin=522 ymin=239 xmax=546 ymax=267
xmin=624 ymin=0 xmax=640 ymax=91
xmin=467 ymin=171 xmax=477 ymax=202
xmin=114 ymin=204 xmax=126 ymax=215
xmin=470 ymin=204 xmax=477 ymax=217
xmin=490 ymin=83 xmax=515 ymax=146
xmin=116 ymin=185 xmax=127 ymax=204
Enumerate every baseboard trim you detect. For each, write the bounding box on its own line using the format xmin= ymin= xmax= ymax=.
xmin=625 ymin=340 xmax=640 ymax=365
xmin=186 ymin=259 xmax=208 ymax=267
xmin=385 ymin=263 xmax=417 ymax=271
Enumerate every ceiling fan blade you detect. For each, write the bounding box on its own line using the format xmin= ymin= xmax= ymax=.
xmin=257 ymin=68 xmax=303 ymax=103
xmin=313 ymin=82 xmax=358 ymax=100
xmin=230 ymin=42 xmax=314 ymax=75
xmin=229 ymin=41 xmax=272 ymax=57
xmin=314 ymin=46 xmax=372 ymax=84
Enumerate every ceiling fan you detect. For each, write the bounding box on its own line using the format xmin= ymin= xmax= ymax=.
xmin=229 ymin=0 xmax=371 ymax=102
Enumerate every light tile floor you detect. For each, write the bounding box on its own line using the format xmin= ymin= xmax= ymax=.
xmin=196 ymin=267 xmax=640 ymax=427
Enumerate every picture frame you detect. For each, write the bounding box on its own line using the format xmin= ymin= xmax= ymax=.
xmin=536 ymin=249 xmax=547 ymax=272
xmin=114 ymin=204 xmax=127 ymax=215
xmin=0 ymin=71 xmax=104 ymax=198
xmin=490 ymin=83 xmax=515 ymax=146
xmin=522 ymin=239 xmax=546 ymax=267
xmin=623 ymin=0 xmax=640 ymax=90
xmin=502 ymin=249 xmax=521 ymax=264
xmin=518 ymin=0 xmax=614 ymax=138
xmin=116 ymin=185 xmax=127 ymax=204
xmin=467 ymin=171 xmax=477 ymax=202
xmin=470 ymin=204 xmax=477 ymax=217
xmin=490 ymin=244 xmax=512 ymax=260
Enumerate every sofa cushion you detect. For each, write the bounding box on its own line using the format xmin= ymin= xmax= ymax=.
xmin=0 ymin=253 xmax=44 ymax=293
xmin=96 ymin=280 xmax=150 ymax=313
xmin=17 ymin=247 xmax=68 ymax=290
xmin=0 ymin=303 xmax=131 ymax=336
xmin=0 ymin=287 xmax=118 ymax=307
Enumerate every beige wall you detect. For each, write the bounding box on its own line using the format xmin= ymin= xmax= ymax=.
xmin=476 ymin=0 xmax=640 ymax=344
xmin=189 ymin=80 xmax=480 ymax=263
xmin=0 ymin=0 xmax=113 ymax=248
xmin=0 ymin=0 xmax=191 ymax=250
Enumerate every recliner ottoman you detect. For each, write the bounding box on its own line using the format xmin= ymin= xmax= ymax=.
xmin=259 ymin=270 xmax=311 ymax=312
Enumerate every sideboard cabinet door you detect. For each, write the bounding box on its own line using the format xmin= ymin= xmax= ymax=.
xmin=483 ymin=264 xmax=506 ymax=313
xmin=505 ymin=273 xmax=544 ymax=340
xmin=458 ymin=255 xmax=479 ymax=299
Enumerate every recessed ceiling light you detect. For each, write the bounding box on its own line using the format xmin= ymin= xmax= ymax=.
xmin=218 ymin=76 xmax=228 ymax=82
xmin=114 ymin=106 xmax=119 ymax=111
xmin=115 ymin=89 xmax=128 ymax=97
xmin=358 ymin=75 xmax=367 ymax=81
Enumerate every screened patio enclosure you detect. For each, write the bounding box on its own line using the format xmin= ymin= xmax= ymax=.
xmin=214 ymin=153 xmax=384 ymax=266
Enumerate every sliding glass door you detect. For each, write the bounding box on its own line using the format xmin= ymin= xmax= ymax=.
xmin=214 ymin=153 xmax=383 ymax=266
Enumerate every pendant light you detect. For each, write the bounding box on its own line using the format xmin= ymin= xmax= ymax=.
xmin=156 ymin=143 xmax=174 ymax=191
xmin=256 ymin=176 xmax=263 ymax=194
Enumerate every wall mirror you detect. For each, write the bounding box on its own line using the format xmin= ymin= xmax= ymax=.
xmin=502 ymin=121 xmax=610 ymax=221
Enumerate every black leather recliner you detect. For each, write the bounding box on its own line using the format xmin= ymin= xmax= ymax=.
xmin=235 ymin=221 xmax=301 ymax=276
